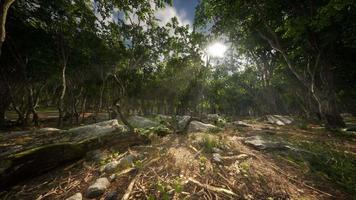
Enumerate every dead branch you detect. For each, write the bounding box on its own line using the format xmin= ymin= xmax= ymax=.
xmin=186 ymin=178 xmax=238 ymax=197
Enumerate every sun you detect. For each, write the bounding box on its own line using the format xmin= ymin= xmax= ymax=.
xmin=207 ymin=42 xmax=227 ymax=57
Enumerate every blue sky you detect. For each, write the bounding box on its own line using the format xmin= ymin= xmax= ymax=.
xmin=153 ymin=0 xmax=199 ymax=27
xmin=172 ymin=0 xmax=199 ymax=25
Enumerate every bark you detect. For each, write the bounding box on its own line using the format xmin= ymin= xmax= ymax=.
xmin=257 ymin=27 xmax=345 ymax=128
xmin=0 ymin=0 xmax=15 ymax=57
xmin=0 ymin=120 xmax=149 ymax=189
xmin=114 ymin=99 xmax=133 ymax=132
xmin=57 ymin=63 xmax=66 ymax=127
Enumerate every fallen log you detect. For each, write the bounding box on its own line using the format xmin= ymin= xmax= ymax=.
xmin=0 ymin=120 xmax=149 ymax=190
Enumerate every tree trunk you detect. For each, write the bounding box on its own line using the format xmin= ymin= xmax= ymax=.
xmin=0 ymin=120 xmax=149 ymax=189
xmin=0 ymin=0 xmax=15 ymax=57
xmin=57 ymin=64 xmax=66 ymax=127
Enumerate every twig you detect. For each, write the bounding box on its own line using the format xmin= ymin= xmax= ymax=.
xmin=121 ymin=173 xmax=141 ymax=200
xmin=187 ymin=178 xmax=238 ymax=197
xmin=268 ymin=163 xmax=334 ymax=197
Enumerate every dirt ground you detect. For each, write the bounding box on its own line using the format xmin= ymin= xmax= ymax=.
xmin=1 ymin=119 xmax=355 ymax=200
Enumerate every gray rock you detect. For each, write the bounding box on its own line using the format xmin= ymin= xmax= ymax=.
xmin=244 ymin=135 xmax=287 ymax=150
xmin=188 ymin=121 xmax=218 ymax=133
xmin=103 ymin=160 xmax=120 ymax=173
xmin=66 ymin=193 xmax=82 ymax=200
xmin=266 ymin=115 xmax=293 ymax=126
xmin=105 ymin=191 xmax=118 ymax=200
xmin=86 ymin=177 xmax=110 ymax=198
xmin=177 ymin=115 xmax=192 ymax=130
xmin=87 ymin=150 xmax=108 ymax=163
xmin=212 ymin=153 xmax=222 ymax=163
xmin=232 ymin=121 xmax=252 ymax=127
xmin=212 ymin=147 xmax=223 ymax=153
xmin=109 ymin=174 xmax=116 ymax=182
xmin=128 ymin=116 xmax=160 ymax=128
xmin=118 ymin=154 xmax=134 ymax=167
xmin=207 ymin=114 xmax=221 ymax=122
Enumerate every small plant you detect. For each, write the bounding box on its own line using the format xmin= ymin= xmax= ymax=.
xmin=133 ymin=160 xmax=143 ymax=169
xmin=201 ymin=135 xmax=218 ymax=153
xmin=173 ymin=178 xmax=183 ymax=193
xmin=207 ymin=127 xmax=222 ymax=133
xmin=156 ymin=181 xmax=170 ymax=200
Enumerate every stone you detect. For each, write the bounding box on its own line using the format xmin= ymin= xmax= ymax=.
xmin=118 ymin=154 xmax=134 ymax=167
xmin=66 ymin=193 xmax=82 ymax=200
xmin=232 ymin=121 xmax=252 ymax=128
xmin=103 ymin=161 xmax=120 ymax=173
xmin=266 ymin=115 xmax=293 ymax=126
xmin=105 ymin=191 xmax=118 ymax=200
xmin=177 ymin=115 xmax=192 ymax=130
xmin=87 ymin=150 xmax=108 ymax=163
xmin=188 ymin=121 xmax=218 ymax=133
xmin=109 ymin=174 xmax=116 ymax=182
xmin=86 ymin=177 xmax=110 ymax=198
xmin=244 ymin=135 xmax=287 ymax=150
xmin=128 ymin=116 xmax=160 ymax=128
xmin=212 ymin=147 xmax=223 ymax=153
xmin=212 ymin=153 xmax=222 ymax=163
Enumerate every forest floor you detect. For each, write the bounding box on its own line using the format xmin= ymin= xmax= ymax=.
xmin=0 ymin=117 xmax=356 ymax=200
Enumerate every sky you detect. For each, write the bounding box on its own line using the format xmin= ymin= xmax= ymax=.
xmin=155 ymin=0 xmax=199 ymax=27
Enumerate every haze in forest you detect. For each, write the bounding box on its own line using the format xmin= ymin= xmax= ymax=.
xmin=0 ymin=0 xmax=355 ymax=199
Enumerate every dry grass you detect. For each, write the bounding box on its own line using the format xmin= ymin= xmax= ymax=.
xmin=1 ymin=125 xmax=353 ymax=200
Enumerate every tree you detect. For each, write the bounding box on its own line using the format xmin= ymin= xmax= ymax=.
xmin=0 ymin=0 xmax=15 ymax=57
xmin=195 ymin=0 xmax=356 ymax=128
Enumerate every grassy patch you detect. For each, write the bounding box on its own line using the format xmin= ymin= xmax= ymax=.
xmin=279 ymin=140 xmax=356 ymax=195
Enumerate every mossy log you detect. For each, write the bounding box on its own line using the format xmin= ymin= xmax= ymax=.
xmin=0 ymin=120 xmax=149 ymax=189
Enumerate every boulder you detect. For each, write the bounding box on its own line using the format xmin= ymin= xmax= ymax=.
xmin=177 ymin=115 xmax=192 ymax=131
xmin=0 ymin=120 xmax=148 ymax=189
xmin=66 ymin=193 xmax=82 ymax=200
xmin=86 ymin=177 xmax=110 ymax=198
xmin=244 ymin=135 xmax=287 ymax=150
xmin=232 ymin=121 xmax=252 ymax=128
xmin=188 ymin=121 xmax=218 ymax=133
xmin=128 ymin=116 xmax=160 ymax=128
xmin=266 ymin=115 xmax=293 ymax=126
xmin=207 ymin=114 xmax=220 ymax=122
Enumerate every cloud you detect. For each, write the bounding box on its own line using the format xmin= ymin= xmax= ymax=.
xmin=154 ymin=5 xmax=191 ymax=27
xmin=123 ymin=3 xmax=192 ymax=31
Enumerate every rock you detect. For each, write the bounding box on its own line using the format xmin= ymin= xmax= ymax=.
xmin=207 ymin=114 xmax=221 ymax=122
xmin=232 ymin=121 xmax=252 ymax=128
xmin=128 ymin=116 xmax=160 ymax=128
xmin=212 ymin=153 xmax=222 ymax=163
xmin=118 ymin=154 xmax=134 ymax=167
xmin=109 ymin=174 xmax=116 ymax=182
xmin=244 ymin=135 xmax=287 ymax=150
xmin=188 ymin=121 xmax=218 ymax=133
xmin=156 ymin=114 xmax=172 ymax=122
xmin=103 ymin=160 xmax=120 ymax=173
xmin=266 ymin=115 xmax=293 ymax=126
xmin=177 ymin=115 xmax=192 ymax=130
xmin=105 ymin=191 xmax=118 ymax=200
xmin=212 ymin=147 xmax=223 ymax=153
xmin=86 ymin=177 xmax=110 ymax=198
xmin=0 ymin=120 xmax=148 ymax=189
xmin=87 ymin=150 xmax=108 ymax=163
xmin=66 ymin=193 xmax=82 ymax=200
